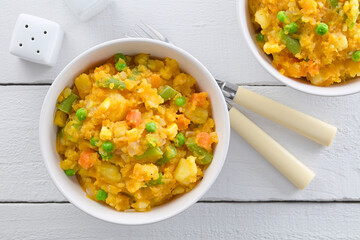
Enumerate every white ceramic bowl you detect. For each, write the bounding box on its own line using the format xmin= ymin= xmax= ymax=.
xmin=39 ymin=38 xmax=230 ymax=225
xmin=237 ymin=0 xmax=360 ymax=96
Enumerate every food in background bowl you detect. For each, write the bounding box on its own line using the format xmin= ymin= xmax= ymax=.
xmin=249 ymin=0 xmax=360 ymax=86
xmin=54 ymin=53 xmax=218 ymax=212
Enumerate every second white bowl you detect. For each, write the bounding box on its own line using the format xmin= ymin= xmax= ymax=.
xmin=237 ymin=0 xmax=360 ymax=96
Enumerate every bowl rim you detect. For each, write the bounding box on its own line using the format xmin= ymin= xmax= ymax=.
xmin=237 ymin=0 xmax=360 ymax=97
xmin=39 ymin=38 xmax=230 ymax=225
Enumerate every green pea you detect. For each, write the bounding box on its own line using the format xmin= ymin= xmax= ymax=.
xmin=316 ymin=23 xmax=328 ymax=36
xmin=174 ymin=96 xmax=186 ymax=106
xmin=96 ymin=189 xmax=108 ymax=201
xmin=284 ymin=22 xmax=298 ymax=34
xmin=90 ymin=137 xmax=99 ymax=147
xmin=64 ymin=169 xmax=76 ymax=176
xmin=145 ymin=121 xmax=157 ymax=133
xmin=255 ymin=33 xmax=265 ymax=42
xmin=102 ymin=141 xmax=114 ymax=152
xmin=174 ymin=133 xmax=185 ymax=147
xmin=115 ymin=60 xmax=127 ymax=71
xmin=352 ymin=51 xmax=360 ymax=62
xmin=115 ymin=53 xmax=126 ymax=62
xmin=277 ymin=11 xmax=289 ymax=23
xmin=76 ymin=108 xmax=87 ymax=121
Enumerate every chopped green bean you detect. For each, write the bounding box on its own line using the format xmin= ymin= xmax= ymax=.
xmin=280 ymin=31 xmax=301 ymax=55
xmin=57 ymin=93 xmax=79 ymax=114
xmin=185 ymin=138 xmax=213 ymax=165
xmin=97 ymin=77 xmax=126 ymax=90
xmin=145 ymin=173 xmax=164 ymax=187
xmin=136 ymin=147 xmax=163 ymax=161
xmin=156 ymin=145 xmax=177 ymax=165
xmin=159 ymin=85 xmax=179 ymax=101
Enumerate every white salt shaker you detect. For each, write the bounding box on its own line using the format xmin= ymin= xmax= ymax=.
xmin=9 ymin=14 xmax=64 ymax=66
xmin=64 ymin=0 xmax=111 ymax=21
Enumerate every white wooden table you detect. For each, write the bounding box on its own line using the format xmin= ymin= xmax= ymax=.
xmin=1 ymin=0 xmax=360 ymax=239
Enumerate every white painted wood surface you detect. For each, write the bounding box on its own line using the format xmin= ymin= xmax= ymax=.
xmin=2 ymin=203 xmax=360 ymax=239
xmin=1 ymin=0 xmax=360 ymax=238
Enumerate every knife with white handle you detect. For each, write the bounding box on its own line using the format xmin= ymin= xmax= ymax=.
xmin=226 ymin=98 xmax=315 ymax=189
xmin=218 ymin=80 xmax=337 ymax=146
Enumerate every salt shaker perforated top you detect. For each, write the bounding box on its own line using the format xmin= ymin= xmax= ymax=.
xmin=64 ymin=0 xmax=111 ymax=21
xmin=9 ymin=14 xmax=64 ymax=67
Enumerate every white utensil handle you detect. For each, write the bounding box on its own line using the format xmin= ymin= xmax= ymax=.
xmin=229 ymin=107 xmax=315 ymax=189
xmin=233 ymin=87 xmax=337 ymax=146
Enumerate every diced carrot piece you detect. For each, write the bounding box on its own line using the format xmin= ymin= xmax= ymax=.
xmin=126 ymin=109 xmax=142 ymax=127
xmin=196 ymin=132 xmax=212 ymax=150
xmin=190 ymin=92 xmax=209 ymax=108
xmin=149 ymin=74 xmax=163 ymax=88
xmin=307 ymin=60 xmax=319 ymax=77
xmin=79 ymin=150 xmax=96 ymax=170
xmin=176 ymin=114 xmax=191 ymax=130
